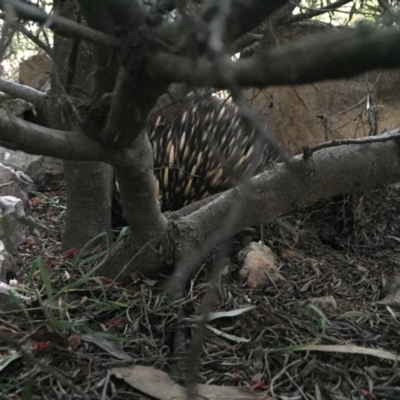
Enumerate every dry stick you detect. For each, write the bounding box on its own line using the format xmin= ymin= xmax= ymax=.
xmin=282 ymin=0 xmax=353 ymax=25
xmin=303 ymin=129 xmax=400 ymax=160
xmin=12 ymin=22 xmax=53 ymax=57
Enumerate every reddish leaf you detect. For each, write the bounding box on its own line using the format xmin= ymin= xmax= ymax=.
xmin=63 ymin=248 xmax=80 ymax=259
xmin=97 ymin=277 xmax=114 ymax=285
xmin=104 ymin=317 xmax=126 ymax=328
xmin=68 ymin=335 xmax=82 ymax=351
xmin=31 ymin=341 xmax=51 ymax=351
xmin=75 ymin=358 xmax=91 ymax=375
xmin=360 ymin=389 xmax=377 ymax=400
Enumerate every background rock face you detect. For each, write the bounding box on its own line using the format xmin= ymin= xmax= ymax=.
xmin=1 ymin=52 xmax=63 ymax=190
xmin=243 ymin=22 xmax=400 ymax=155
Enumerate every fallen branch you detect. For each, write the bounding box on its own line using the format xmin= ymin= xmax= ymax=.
xmin=101 ymin=134 xmax=400 ymax=282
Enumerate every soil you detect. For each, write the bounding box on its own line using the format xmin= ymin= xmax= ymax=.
xmin=1 ymin=182 xmax=400 ymax=400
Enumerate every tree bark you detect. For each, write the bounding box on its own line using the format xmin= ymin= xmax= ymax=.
xmin=48 ymin=0 xmax=113 ymax=250
xmin=100 ymin=133 xmax=400 ymax=282
xmin=63 ymin=161 xmax=113 ymax=251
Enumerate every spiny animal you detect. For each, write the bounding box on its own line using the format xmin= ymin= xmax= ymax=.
xmin=112 ymin=95 xmax=283 ymax=226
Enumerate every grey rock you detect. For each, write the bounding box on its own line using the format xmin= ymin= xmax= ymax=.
xmin=0 ymin=150 xmax=63 ymax=191
xmin=0 ymin=196 xmax=28 ymax=252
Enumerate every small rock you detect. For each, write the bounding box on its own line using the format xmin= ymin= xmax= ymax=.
xmin=0 ymin=196 xmax=28 ymax=252
xmin=0 ymin=240 xmax=22 ymax=312
xmin=307 ymin=296 xmax=337 ymax=316
xmin=0 ymin=163 xmax=36 ymax=193
xmin=0 ymin=240 xmax=18 ymax=283
xmin=0 ymin=151 xmax=63 ymax=191
xmin=0 ymin=180 xmax=30 ymax=212
xmin=238 ymin=242 xmax=287 ymax=290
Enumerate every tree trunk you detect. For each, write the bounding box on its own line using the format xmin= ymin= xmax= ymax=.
xmin=48 ymin=0 xmax=112 ymax=250
xmin=62 ymin=161 xmax=112 ymax=251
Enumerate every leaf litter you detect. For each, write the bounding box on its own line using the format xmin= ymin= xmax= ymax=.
xmin=0 ymin=182 xmax=400 ymax=399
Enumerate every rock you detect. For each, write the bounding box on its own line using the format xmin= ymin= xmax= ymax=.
xmin=0 ymin=239 xmax=21 ymax=312
xmin=0 ymin=150 xmax=63 ymax=191
xmin=19 ymin=52 xmax=51 ymax=90
xmin=0 ymin=180 xmax=30 ymax=212
xmin=0 ymin=240 xmax=18 ymax=283
xmin=0 ymin=162 xmax=36 ymax=192
xmin=0 ymin=163 xmax=36 ymax=210
xmin=243 ymin=22 xmax=400 ymax=156
xmin=306 ymin=296 xmax=337 ymax=317
xmin=1 ymin=51 xmax=62 ymax=191
xmin=238 ymin=242 xmax=288 ymax=290
xmin=0 ymin=196 xmax=28 ymax=252
xmin=0 ymin=164 xmax=37 ymax=193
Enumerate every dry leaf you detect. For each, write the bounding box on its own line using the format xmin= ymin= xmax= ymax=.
xmin=81 ymin=334 xmax=133 ymax=361
xmin=293 ymin=344 xmax=399 ymax=361
xmin=111 ymin=365 xmax=273 ymax=400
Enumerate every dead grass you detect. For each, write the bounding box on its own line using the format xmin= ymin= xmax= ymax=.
xmin=1 ymin=182 xmax=400 ymax=399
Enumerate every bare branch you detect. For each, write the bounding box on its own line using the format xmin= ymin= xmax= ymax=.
xmin=378 ymin=0 xmax=400 ymax=22
xmin=0 ymin=78 xmax=47 ymax=102
xmin=12 ymin=22 xmax=53 ymax=57
xmin=303 ymin=128 xmax=400 ymax=158
xmin=0 ymin=110 xmax=105 ymax=161
xmin=148 ymin=27 xmax=400 ymax=87
xmin=0 ymin=0 xmax=119 ymax=47
xmin=282 ymin=0 xmax=353 ymax=25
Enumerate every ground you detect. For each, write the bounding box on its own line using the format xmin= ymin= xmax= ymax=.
xmin=1 ymin=182 xmax=400 ymax=399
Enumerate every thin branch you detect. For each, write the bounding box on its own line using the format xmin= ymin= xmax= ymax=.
xmin=148 ymin=27 xmax=400 ymax=88
xmin=378 ymin=0 xmax=400 ymax=21
xmin=303 ymin=128 xmax=400 ymax=159
xmin=0 ymin=110 xmax=105 ymax=161
xmin=282 ymin=0 xmax=353 ymax=25
xmin=0 ymin=0 xmax=119 ymax=47
xmin=13 ymin=22 xmax=53 ymax=57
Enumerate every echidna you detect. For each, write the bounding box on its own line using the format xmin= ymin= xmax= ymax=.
xmin=112 ymin=95 xmax=282 ymax=226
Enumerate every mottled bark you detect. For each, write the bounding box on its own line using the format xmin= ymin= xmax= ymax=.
xmin=48 ymin=0 xmax=112 ymax=250
xmin=100 ymin=133 xmax=400 ymax=281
